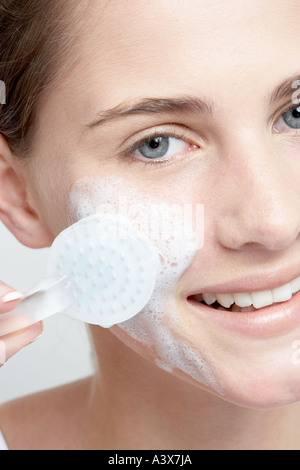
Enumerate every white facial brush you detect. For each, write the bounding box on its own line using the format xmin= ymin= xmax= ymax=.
xmin=0 ymin=214 xmax=160 ymax=335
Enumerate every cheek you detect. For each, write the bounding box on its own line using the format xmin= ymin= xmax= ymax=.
xmin=29 ymin=158 xmax=74 ymax=235
xmin=68 ymin=175 xmax=222 ymax=394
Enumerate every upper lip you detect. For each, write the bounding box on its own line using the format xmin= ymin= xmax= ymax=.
xmin=187 ymin=264 xmax=300 ymax=296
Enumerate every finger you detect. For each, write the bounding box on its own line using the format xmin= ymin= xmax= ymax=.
xmin=0 ymin=282 xmax=23 ymax=314
xmin=0 ymin=321 xmax=43 ymax=366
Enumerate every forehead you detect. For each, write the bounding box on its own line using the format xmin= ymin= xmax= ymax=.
xmin=65 ymin=0 xmax=299 ymax=98
xmin=35 ymin=0 xmax=300 ymax=150
xmin=78 ymin=1 xmax=298 ymax=62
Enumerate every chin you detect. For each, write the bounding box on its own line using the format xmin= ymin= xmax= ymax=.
xmin=113 ymin=314 xmax=300 ymax=410
xmin=212 ymin=365 xmax=300 ymax=410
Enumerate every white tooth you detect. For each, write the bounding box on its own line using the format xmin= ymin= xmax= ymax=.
xmin=251 ymin=290 xmax=273 ymax=309
xmin=202 ymin=293 xmax=217 ymax=305
xmin=233 ymin=292 xmax=252 ymax=308
xmin=272 ymin=283 xmax=292 ymax=303
xmin=216 ymin=293 xmax=234 ymax=308
xmin=290 ymin=276 xmax=300 ymax=295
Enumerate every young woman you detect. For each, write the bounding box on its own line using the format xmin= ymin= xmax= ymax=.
xmin=0 ymin=0 xmax=300 ymax=450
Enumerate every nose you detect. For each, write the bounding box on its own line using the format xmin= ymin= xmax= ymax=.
xmin=215 ymin=134 xmax=300 ymax=252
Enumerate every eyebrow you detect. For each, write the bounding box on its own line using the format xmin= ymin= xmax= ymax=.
xmin=86 ymin=73 xmax=300 ymax=129
xmin=86 ymin=96 xmax=213 ymax=128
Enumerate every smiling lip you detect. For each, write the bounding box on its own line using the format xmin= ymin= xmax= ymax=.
xmin=187 ymin=291 xmax=300 ymax=337
xmin=186 ymin=266 xmax=300 ymax=337
xmin=188 ymin=265 xmax=300 ymax=296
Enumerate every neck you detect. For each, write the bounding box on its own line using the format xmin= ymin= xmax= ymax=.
xmin=84 ymin=326 xmax=300 ymax=450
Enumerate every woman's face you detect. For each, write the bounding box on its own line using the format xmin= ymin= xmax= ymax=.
xmin=21 ymin=0 xmax=300 ymax=408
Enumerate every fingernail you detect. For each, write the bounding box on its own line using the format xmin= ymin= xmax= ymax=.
xmin=1 ymin=291 xmax=24 ymax=303
xmin=36 ymin=321 xmax=44 ymax=338
xmin=0 ymin=339 xmax=6 ymax=366
xmin=29 ymin=322 xmax=44 ymax=343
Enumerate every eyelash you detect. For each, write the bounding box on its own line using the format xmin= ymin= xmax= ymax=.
xmin=274 ymin=103 xmax=300 ymax=132
xmin=116 ymin=103 xmax=300 ymax=167
xmin=117 ymin=129 xmax=194 ymax=167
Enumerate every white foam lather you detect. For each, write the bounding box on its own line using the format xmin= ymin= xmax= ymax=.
xmin=0 ymin=214 xmax=160 ymax=335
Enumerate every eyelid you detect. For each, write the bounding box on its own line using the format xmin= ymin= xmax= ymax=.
xmin=116 ymin=124 xmax=199 ymax=160
xmin=123 ymin=131 xmax=185 ymax=156
xmin=272 ymin=102 xmax=300 ymax=132
xmin=271 ymin=102 xmax=300 ymax=131
xmin=119 ymin=123 xmax=189 ymax=147
xmin=273 ymin=101 xmax=299 ymax=122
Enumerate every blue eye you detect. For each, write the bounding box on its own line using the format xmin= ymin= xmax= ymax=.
xmin=138 ymin=136 xmax=169 ymax=159
xmin=135 ymin=135 xmax=187 ymax=160
xmin=282 ymin=106 xmax=300 ymax=129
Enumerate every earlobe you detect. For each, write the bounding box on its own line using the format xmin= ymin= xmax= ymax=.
xmin=0 ymin=134 xmax=54 ymax=248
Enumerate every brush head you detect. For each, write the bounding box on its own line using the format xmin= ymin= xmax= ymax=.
xmin=47 ymin=214 xmax=159 ymax=327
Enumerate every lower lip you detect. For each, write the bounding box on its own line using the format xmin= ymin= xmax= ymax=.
xmin=187 ymin=290 xmax=300 ymax=338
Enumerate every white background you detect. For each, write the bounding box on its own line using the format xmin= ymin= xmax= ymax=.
xmin=0 ymin=222 xmax=94 ymax=404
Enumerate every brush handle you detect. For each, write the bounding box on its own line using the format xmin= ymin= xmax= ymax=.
xmin=0 ymin=276 xmax=74 ymax=335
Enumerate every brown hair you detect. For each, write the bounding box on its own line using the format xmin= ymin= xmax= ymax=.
xmin=0 ymin=0 xmax=77 ymax=157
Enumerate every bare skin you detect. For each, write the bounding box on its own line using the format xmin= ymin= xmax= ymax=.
xmin=1 ymin=0 xmax=300 ymax=449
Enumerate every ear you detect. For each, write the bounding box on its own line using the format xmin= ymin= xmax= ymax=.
xmin=0 ymin=134 xmax=54 ymax=248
